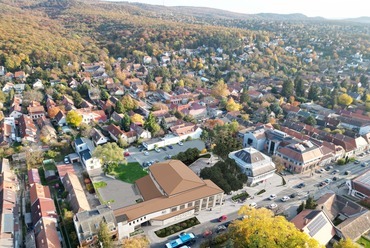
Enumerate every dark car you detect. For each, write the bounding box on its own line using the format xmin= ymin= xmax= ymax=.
xmin=168 ymin=145 xmax=174 ymax=149
xmin=290 ymin=193 xmax=298 ymax=198
xmin=297 ymin=183 xmax=306 ymax=188
xmin=332 ymin=177 xmax=338 ymax=181
xmin=162 ymin=147 xmax=167 ymax=151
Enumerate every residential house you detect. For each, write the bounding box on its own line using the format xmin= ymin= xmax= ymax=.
xmin=29 ymin=183 xmax=57 ymax=226
xmin=37 ymin=116 xmax=57 ymax=142
xmin=13 ymin=83 xmax=25 ymax=93
xmin=143 ymin=56 xmax=152 ymax=64
xmin=62 ymin=172 xmax=90 ymax=213
xmin=2 ymin=82 xmax=14 ymax=93
xmin=74 ymin=137 xmax=101 ymax=171
xmin=18 ymin=115 xmax=37 ymax=143
xmin=73 ymin=205 xmax=117 ymax=248
xmin=114 ymin=160 xmax=224 ymax=238
xmin=54 ymin=110 xmax=67 ymax=127
xmin=45 ymin=98 xmax=56 ymax=110
xmin=27 ymin=169 xmax=41 ymax=186
xmin=27 ymin=101 xmax=46 ymax=120
xmin=316 ymin=193 xmax=370 ymax=241
xmin=106 ymin=124 xmax=124 ymax=142
xmin=9 ymin=103 xmax=22 ymax=119
xmin=275 ymin=140 xmax=323 ymax=174
xmin=56 ymin=164 xmax=75 ymax=181
xmin=229 ymin=147 xmax=276 ymax=186
xmin=122 ymin=130 xmax=137 ymax=144
xmin=346 ymin=168 xmax=370 ymax=199
xmin=186 ymin=102 xmax=207 ymax=120
xmin=91 ymin=128 xmax=109 ymax=146
xmin=169 ymin=122 xmax=202 ymax=140
xmin=62 ymin=95 xmax=75 ymax=111
xmin=75 ymin=109 xmax=107 ymax=124
xmin=110 ymin=111 xmax=124 ymax=123
xmin=130 ymin=124 xmax=151 ymax=140
xmin=14 ymin=71 xmax=27 ymax=82
xmin=291 ymin=210 xmax=336 ymax=246
xmin=34 ymin=218 xmax=61 ymax=248
xmin=247 ymin=90 xmax=263 ymax=99
xmin=243 ymin=125 xmax=271 ymax=150
xmin=32 ymin=79 xmax=44 ymax=90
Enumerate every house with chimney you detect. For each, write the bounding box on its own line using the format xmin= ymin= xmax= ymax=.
xmin=27 ymin=101 xmax=46 ymax=120
xmin=18 ymin=114 xmax=37 ymax=143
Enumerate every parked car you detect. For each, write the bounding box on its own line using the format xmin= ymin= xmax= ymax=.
xmin=268 ymin=203 xmax=278 ymax=209
xmin=354 ymin=160 xmax=360 ymax=164
xmin=167 ymin=145 xmax=174 ymax=149
xmin=344 ymin=170 xmax=351 ymax=175
xmin=162 ymin=147 xmax=167 ymax=151
xmin=249 ymin=202 xmax=257 ymax=208
xmin=361 ymin=162 xmax=369 ymax=167
xmin=203 ymin=230 xmax=213 ymax=238
xmin=64 ymin=156 xmax=70 ymax=164
xmin=281 ymin=196 xmax=290 ymax=202
xmin=143 ymin=151 xmax=149 ymax=156
xmin=216 ymin=225 xmax=227 ymax=233
xmin=124 ymin=152 xmax=130 ymax=157
xmin=290 ymin=193 xmax=298 ymax=198
xmin=297 ymin=183 xmax=306 ymax=188
xmin=324 ymin=178 xmax=332 ymax=184
xmin=178 ymin=141 xmax=184 ymax=146
xmin=269 ymin=194 xmax=277 ymax=200
xmin=218 ymin=215 xmax=227 ymax=222
xmin=165 ymin=155 xmax=172 ymax=159
xmin=319 ymin=181 xmax=328 ymax=187
xmin=332 ymin=177 xmax=338 ymax=181
xmin=155 ymin=147 xmax=161 ymax=153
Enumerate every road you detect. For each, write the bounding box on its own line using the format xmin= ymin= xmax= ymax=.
xmin=149 ymin=154 xmax=370 ymax=248
xmin=126 ymin=140 xmax=205 ymax=166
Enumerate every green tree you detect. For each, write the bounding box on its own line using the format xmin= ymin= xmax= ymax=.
xmin=305 ymin=116 xmax=317 ymax=126
xmin=240 ymin=87 xmax=250 ymax=104
xmin=72 ymin=91 xmax=83 ymax=108
xmin=66 ymin=110 xmax=82 ymax=127
xmin=98 ymin=221 xmax=113 ymax=248
xmin=297 ymin=201 xmax=306 ymax=214
xmin=144 ymin=112 xmax=160 ymax=136
xmin=295 ymin=77 xmax=305 ymax=97
xmin=93 ymin=142 xmax=125 ymax=166
xmin=230 ymin=207 xmax=321 ymax=248
xmin=333 ymin=239 xmax=360 ymax=248
xmin=338 ymin=94 xmax=353 ymax=106
xmin=115 ymin=101 xmax=124 ymax=114
xmin=305 ymin=196 xmax=317 ymax=209
xmin=101 ymin=90 xmax=110 ymax=101
xmin=308 ymin=85 xmax=320 ymax=101
xmin=120 ymin=114 xmax=131 ymax=132
xmin=281 ymin=79 xmax=294 ymax=98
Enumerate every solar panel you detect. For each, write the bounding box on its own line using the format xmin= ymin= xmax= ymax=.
xmin=307 ymin=214 xmax=327 ymax=237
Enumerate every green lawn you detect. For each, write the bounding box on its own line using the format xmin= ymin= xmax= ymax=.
xmin=109 ymin=162 xmax=148 ymax=183
xmin=357 ymin=236 xmax=370 ymax=248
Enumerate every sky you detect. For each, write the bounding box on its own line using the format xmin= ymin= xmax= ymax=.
xmin=121 ymin=0 xmax=368 ymax=19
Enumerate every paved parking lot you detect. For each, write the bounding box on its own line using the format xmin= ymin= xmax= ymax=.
xmin=127 ymin=140 xmax=205 ymax=166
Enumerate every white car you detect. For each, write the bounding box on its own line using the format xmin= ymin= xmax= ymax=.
xmin=249 ymin=202 xmax=257 ymax=208
xmin=269 ymin=194 xmax=277 ymax=200
xmin=324 ymin=178 xmax=332 ymax=184
xmin=268 ymin=203 xmax=278 ymax=209
xmin=281 ymin=196 xmax=290 ymax=202
xmin=155 ymin=147 xmax=161 ymax=153
xmin=143 ymin=151 xmax=149 ymax=156
xmin=64 ymin=156 xmax=70 ymax=164
xmin=178 ymin=141 xmax=184 ymax=146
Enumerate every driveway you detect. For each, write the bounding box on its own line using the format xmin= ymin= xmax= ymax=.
xmin=127 ymin=140 xmax=205 ymax=166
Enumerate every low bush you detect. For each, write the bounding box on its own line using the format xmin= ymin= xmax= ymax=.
xmin=257 ymin=189 xmax=266 ymax=195
xmin=155 ymin=217 xmax=200 ymax=238
xmin=232 ymin=192 xmax=249 ymax=202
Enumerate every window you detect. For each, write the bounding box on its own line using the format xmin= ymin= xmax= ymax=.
xmin=171 ymin=207 xmax=177 ymax=212
xmin=179 ymin=205 xmax=185 ymax=210
xmin=188 ymin=202 xmax=193 ymax=207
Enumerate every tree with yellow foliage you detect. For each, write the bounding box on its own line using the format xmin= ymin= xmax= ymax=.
xmin=229 ymin=206 xmax=322 ymax=248
xmin=333 ymin=239 xmax=360 ymax=248
xmin=226 ymin=98 xmax=242 ymax=112
xmin=212 ymin=79 xmax=229 ymax=98
xmin=338 ymin=94 xmax=353 ymax=106
xmin=130 ymin=113 xmax=144 ymax=125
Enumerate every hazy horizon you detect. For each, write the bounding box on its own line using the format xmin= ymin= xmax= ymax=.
xmin=111 ymin=0 xmax=368 ymax=19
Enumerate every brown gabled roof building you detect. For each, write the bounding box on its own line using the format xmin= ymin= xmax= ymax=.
xmin=114 ymin=160 xmax=224 ymax=238
xmin=62 ymin=172 xmax=90 ymax=213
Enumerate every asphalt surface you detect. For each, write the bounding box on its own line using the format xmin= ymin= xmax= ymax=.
xmin=126 ymin=140 xmax=205 ymax=166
